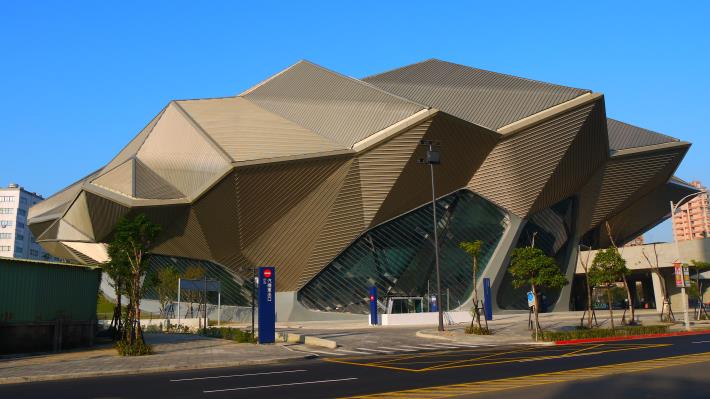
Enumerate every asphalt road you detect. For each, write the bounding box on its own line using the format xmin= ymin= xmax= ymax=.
xmin=1 ymin=333 xmax=709 ymax=399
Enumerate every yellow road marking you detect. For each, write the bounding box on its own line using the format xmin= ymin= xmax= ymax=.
xmin=325 ymin=343 xmax=670 ymax=373
xmin=341 ymin=352 xmax=710 ymax=398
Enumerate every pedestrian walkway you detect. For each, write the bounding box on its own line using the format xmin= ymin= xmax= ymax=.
xmin=287 ymin=341 xmax=486 ymax=357
xmin=0 ymin=333 xmax=306 ymax=384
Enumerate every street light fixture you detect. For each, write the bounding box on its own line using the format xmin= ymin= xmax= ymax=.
xmin=670 ymin=189 xmax=708 ymax=331
xmin=418 ymin=140 xmax=444 ymax=332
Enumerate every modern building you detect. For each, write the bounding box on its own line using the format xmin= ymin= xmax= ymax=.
xmin=575 ymin=238 xmax=710 ymax=313
xmin=673 ymin=180 xmax=709 ymax=241
xmin=0 ymin=183 xmax=55 ymax=261
xmin=28 ymin=59 xmax=698 ymax=320
xmin=625 ymin=235 xmax=645 ymax=247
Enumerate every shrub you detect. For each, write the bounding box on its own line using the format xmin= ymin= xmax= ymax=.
xmin=203 ymin=327 xmax=256 ymax=343
xmin=116 ymin=339 xmax=153 ymax=356
xmin=465 ymin=325 xmax=493 ymax=335
xmin=144 ymin=324 xmax=162 ymax=334
xmin=536 ymin=324 xmax=669 ymax=341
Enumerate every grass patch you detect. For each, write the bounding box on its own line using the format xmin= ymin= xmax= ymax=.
xmin=537 ymin=324 xmax=670 ymax=341
xmin=203 ymin=327 xmax=256 ymax=343
xmin=465 ymin=325 xmax=493 ymax=335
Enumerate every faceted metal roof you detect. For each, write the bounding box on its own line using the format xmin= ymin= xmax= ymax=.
xmin=363 ymin=59 xmax=590 ymax=130
xmin=243 ymin=61 xmax=425 ymax=147
xmin=607 ymin=118 xmax=678 ymax=151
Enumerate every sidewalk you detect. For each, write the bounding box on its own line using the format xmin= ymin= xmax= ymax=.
xmin=417 ymin=310 xmax=710 ymax=345
xmin=0 ymin=333 xmax=307 ymax=385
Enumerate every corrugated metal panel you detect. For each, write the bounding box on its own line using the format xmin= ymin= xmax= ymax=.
xmin=140 ymin=206 xmax=213 ymax=261
xmin=84 ymin=192 xmax=130 ymax=242
xmin=242 ymin=160 xmax=351 ymax=291
xmin=370 ymin=113 xmax=500 ymax=227
xmin=28 ymin=169 xmax=101 ymax=221
xmin=134 ymin=158 xmax=185 ymax=199
xmin=468 ymin=100 xmax=604 ymax=218
xmin=363 ymin=59 xmax=589 ymax=130
xmin=234 ymin=157 xmax=346 ymax=248
xmin=192 ymin=172 xmax=243 ymax=262
xmin=0 ymin=258 xmax=100 ymax=322
xmin=28 ymin=219 xmax=54 ymax=239
xmin=300 ymin=159 xmax=365 ymax=288
xmin=62 ymin=192 xmax=96 ymax=240
xmin=101 ymin=108 xmax=165 ymax=172
xmin=177 ymin=97 xmax=347 ymax=161
xmin=55 ymin=220 xmax=92 ymax=242
xmin=607 ymin=118 xmax=678 ymax=151
xmin=598 ymin=179 xmax=699 ymax=247
xmin=578 ymin=145 xmax=690 ymax=234
xmin=91 ymin=159 xmax=134 ymax=197
xmin=243 ymin=61 xmax=424 ymax=147
xmin=136 ymin=103 xmax=231 ymax=199
xmin=529 ymin=98 xmax=608 ymax=214
xmin=358 ymin=119 xmax=431 ymax=226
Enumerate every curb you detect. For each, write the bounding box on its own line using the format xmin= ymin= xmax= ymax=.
xmin=415 ymin=330 xmax=553 ymax=346
xmin=554 ymin=329 xmax=710 ymax=345
xmin=0 ymin=355 xmax=311 ymax=385
xmin=277 ymin=332 xmax=338 ymax=349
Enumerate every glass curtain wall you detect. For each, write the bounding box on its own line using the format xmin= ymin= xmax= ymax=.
xmin=143 ymin=255 xmax=254 ymax=306
xmin=497 ymin=198 xmax=576 ymax=310
xmin=298 ymin=189 xmax=509 ymax=314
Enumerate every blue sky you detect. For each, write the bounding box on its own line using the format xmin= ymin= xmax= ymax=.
xmin=1 ymin=1 xmax=708 ymax=243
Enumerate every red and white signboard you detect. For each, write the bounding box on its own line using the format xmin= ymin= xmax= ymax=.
xmin=674 ymin=262 xmax=691 ymax=288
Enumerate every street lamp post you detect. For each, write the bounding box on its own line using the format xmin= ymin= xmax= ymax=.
xmin=670 ymin=189 xmax=708 ymax=331
xmin=419 ymin=140 xmax=444 ymax=332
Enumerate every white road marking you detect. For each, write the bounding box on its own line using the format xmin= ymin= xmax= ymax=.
xmin=170 ymin=369 xmax=307 ymax=382
xmin=356 ymin=347 xmax=393 ymax=353
xmin=336 ymin=348 xmax=373 ymax=355
xmin=300 ymin=348 xmax=346 ymax=356
xmin=378 ymin=346 xmax=416 ymax=352
xmin=692 ymin=340 xmax=710 ymax=344
xmin=203 ymin=377 xmax=358 ymax=393
xmin=398 ymin=345 xmax=437 ymax=350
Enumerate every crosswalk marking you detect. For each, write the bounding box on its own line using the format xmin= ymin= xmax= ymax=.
xmin=398 ymin=345 xmax=441 ymax=350
xmin=291 ymin=342 xmax=484 ymax=357
xmin=356 ymin=348 xmax=394 ymax=353
xmin=377 ymin=346 xmax=416 ymax=352
xmin=337 ymin=349 xmax=374 ymax=355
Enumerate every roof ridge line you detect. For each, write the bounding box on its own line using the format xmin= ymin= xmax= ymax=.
xmin=295 ymin=60 xmax=429 ymax=109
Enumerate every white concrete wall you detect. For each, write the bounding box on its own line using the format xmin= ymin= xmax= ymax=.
xmin=380 ymin=311 xmax=472 ymax=326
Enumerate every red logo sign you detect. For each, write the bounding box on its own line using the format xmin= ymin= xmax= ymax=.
xmin=263 ymin=269 xmax=273 ymax=278
xmin=370 ymin=295 xmax=375 ymax=302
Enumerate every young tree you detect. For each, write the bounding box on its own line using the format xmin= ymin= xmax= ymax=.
xmin=509 ymin=246 xmax=568 ymax=340
xmin=182 ymin=265 xmax=206 ymax=318
xmin=459 ymin=240 xmax=484 ymax=332
xmin=147 ymin=266 xmax=180 ymax=319
xmin=101 ymin=253 xmax=131 ymax=339
xmin=578 ymin=245 xmax=595 ymax=328
xmin=589 ymin=247 xmax=629 ymax=330
xmin=641 ymin=244 xmax=673 ymax=322
xmin=606 ymin=223 xmax=635 ymax=325
xmin=107 ymin=214 xmax=161 ymax=352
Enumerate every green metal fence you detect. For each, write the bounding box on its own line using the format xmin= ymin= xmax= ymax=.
xmin=0 ymin=257 xmax=101 ymax=322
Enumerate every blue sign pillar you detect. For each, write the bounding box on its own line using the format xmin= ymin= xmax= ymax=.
xmin=258 ymin=267 xmax=275 ymax=344
xmin=483 ymin=277 xmax=493 ymax=321
xmin=430 ymin=295 xmax=438 ymax=312
xmin=369 ymin=287 xmax=378 ymax=325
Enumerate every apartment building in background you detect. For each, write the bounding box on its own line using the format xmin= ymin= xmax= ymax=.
xmin=673 ymin=180 xmax=710 ymax=241
xmin=0 ymin=183 xmax=54 ymax=260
